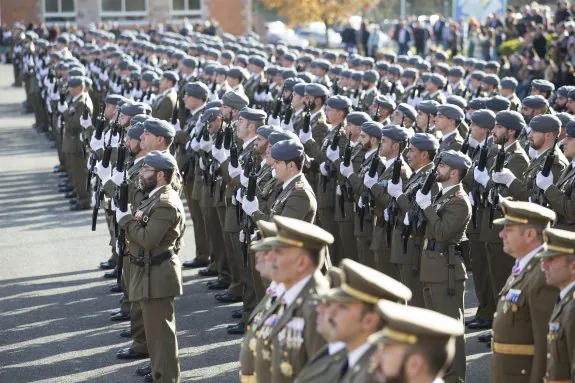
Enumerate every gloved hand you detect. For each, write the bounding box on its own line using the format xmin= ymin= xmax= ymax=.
xmin=326 ymin=146 xmax=340 ymax=162
xmin=191 ymin=139 xmax=201 ymax=152
xmin=492 ymin=168 xmax=516 ymax=187
xmin=57 ymin=101 xmax=68 ymax=114
xmin=199 ymin=136 xmax=213 ymax=152
xmin=91 ymin=192 xmax=98 ymax=208
xmin=335 ymin=185 xmax=342 ymax=196
xmin=239 ymin=231 xmax=246 ymax=243
xmin=384 ymin=208 xmax=389 ymax=222
xmin=90 ymin=133 xmax=104 ymax=151
xmin=80 ymin=113 xmax=92 ymax=129
xmin=100 ymin=71 xmax=109 ymax=82
xmin=340 ymin=162 xmax=354 ymax=178
xmin=363 ymin=173 xmax=377 ymax=189
xmin=299 ymin=129 xmax=312 ymax=144
xmin=132 ymin=88 xmax=143 ymax=100
xmin=172 ymin=121 xmax=181 ymax=132
xmin=50 ymin=88 xmax=59 ymax=101
xmin=473 ymin=167 xmax=490 ymax=187
xmin=111 ymin=170 xmax=124 ymax=187
xmin=415 ymin=189 xmax=432 ymax=210
xmin=199 ymin=157 xmax=206 ymax=170
xmin=403 ymin=212 xmax=410 ymax=225
xmin=357 ymin=198 xmax=364 ymax=209
xmin=46 ymin=101 xmax=52 ymax=114
xmin=240 ymin=171 xmax=249 ymax=188
xmin=387 ymin=179 xmax=403 ymax=198
xmin=228 ymin=164 xmax=242 ymax=179
xmin=468 ymin=192 xmax=475 ymax=207
xmin=241 ymin=195 xmax=258 ymax=216
xmin=235 ymin=188 xmax=243 ymax=203
xmin=110 ymin=198 xmax=117 ymax=212
xmin=95 ymin=161 xmax=111 ymax=184
xmin=320 ymin=162 xmax=328 ymax=177
xmin=267 ymin=116 xmax=281 ymax=127
xmin=281 ymin=119 xmax=294 ymax=132
xmin=212 ymin=146 xmax=229 ymax=163
xmin=115 ymin=204 xmax=132 ymax=222
xmin=109 ymin=132 xmax=120 ymax=148
xmin=536 ymin=171 xmax=553 ymax=192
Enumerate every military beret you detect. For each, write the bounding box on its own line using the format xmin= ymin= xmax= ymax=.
xmin=362 ymin=57 xmax=375 ymax=67
xmin=282 ymin=69 xmax=298 ymax=80
xmin=321 ymin=258 xmax=412 ymax=304
xmin=67 ymin=76 xmax=84 ymax=88
xmin=397 ymin=103 xmax=417 ymax=121
xmin=283 ymin=53 xmax=296 ymax=62
xmin=420 ymin=73 xmax=432 ymax=83
xmin=182 ymin=57 xmax=198 ymax=68
xmin=293 ymin=83 xmax=307 ymax=97
xmin=57 ymin=35 xmax=69 ymax=44
xmin=486 ymin=60 xmax=501 ymax=70
xmin=408 ymin=56 xmax=421 ymax=67
xmin=235 ymin=54 xmax=249 ymax=66
xmin=370 ymin=300 xmax=464 ymax=346
xmin=388 ymin=65 xmax=403 ymax=76
xmin=297 ymin=72 xmax=313 ymax=83
xmin=350 ymin=57 xmax=363 ymax=67
xmin=410 ymin=133 xmax=440 ymax=151
xmin=522 ymin=95 xmax=549 ymax=109
xmin=201 ymin=107 xmax=222 ymax=123
xmin=105 ymin=94 xmax=127 ymax=106
xmin=381 ymin=124 xmax=411 ymax=142
xmin=326 ymin=95 xmax=352 ymax=110
xmin=397 ymin=55 xmax=409 ymax=64
xmin=341 ymin=70 xmax=353 ymax=79
xmin=205 ymin=100 xmax=223 ymax=110
xmin=271 ymin=139 xmax=304 ymax=160
xmin=470 ymin=70 xmax=485 ymax=81
xmin=215 ymin=66 xmax=229 ymax=76
xmin=417 ymin=100 xmax=440 ymax=115
xmin=142 ymin=71 xmax=159 ymax=83
xmin=569 ymin=89 xmax=575 ymax=101
xmin=537 ymin=228 xmax=575 ymax=258
xmin=362 ymin=70 xmax=379 ymax=83
xmin=222 ymin=50 xmax=235 ymax=60
xmin=439 ymin=149 xmax=472 ymax=170
xmin=375 ymin=61 xmax=389 ymax=71
xmin=474 ymin=60 xmax=486 ymax=71
xmin=227 ymin=67 xmax=247 ymax=80
xmin=434 ymin=62 xmax=450 ymax=75
xmin=361 ymin=121 xmax=384 ymax=138
xmin=117 ymin=59 xmax=131 ymax=70
xmin=127 ymin=122 xmax=145 ymax=139
xmin=162 ymin=70 xmax=179 ymax=84
xmin=265 ymin=66 xmax=278 ymax=77
xmin=313 ymin=59 xmax=331 ymax=71
xmin=130 ymin=114 xmax=152 ymax=126
xmin=500 ymin=77 xmax=518 ymax=90
xmin=305 ymin=83 xmax=329 ymax=97
xmin=121 ymin=102 xmax=151 ymax=117
xmin=416 ymin=61 xmax=432 ymax=71
xmin=468 ymin=97 xmax=487 ymax=110
xmin=68 ymin=68 xmax=86 ymax=77
xmin=437 ymin=104 xmax=464 ymax=121
xmin=448 ymin=66 xmax=465 ymax=78
xmin=565 ymin=120 xmax=575 ymax=138
xmin=269 ymin=131 xmax=299 ymax=146
xmin=282 ymin=77 xmax=301 ymax=91
xmin=555 ymin=112 xmax=574 ymax=128
xmin=402 ymin=68 xmax=418 ymax=80
xmin=486 ymin=96 xmax=511 ymax=112
xmin=239 ymin=106 xmax=267 ymax=122
xmin=446 ymin=95 xmax=467 ymax=110
xmin=529 ymin=114 xmax=561 ymax=133
xmin=532 ymin=79 xmax=555 ymax=93
xmin=471 ymin=109 xmax=496 ymax=129
xmin=256 ymin=125 xmax=282 ymax=139
xmin=250 ymin=56 xmax=266 ymax=68
xmin=143 ymin=118 xmax=176 ymax=138
xmin=185 ymin=82 xmax=209 ymax=100
xmin=349 ymin=71 xmax=362 ymax=83
xmin=483 ymin=74 xmax=500 ymax=86
xmin=556 ymin=86 xmax=575 ymax=98
xmin=346 ymin=111 xmax=371 ymax=127
xmin=329 ymin=66 xmax=343 ymax=76
xmin=222 ymin=90 xmax=249 ymax=110
xmin=435 ymin=51 xmax=448 ymax=61
xmin=495 ymin=110 xmax=526 ymax=131
xmin=493 ymin=198 xmax=556 ymax=227
xmin=374 ymin=95 xmax=396 ymax=110
xmin=143 ymin=150 xmax=178 ymax=171
xmin=383 ymin=53 xmax=396 ymax=62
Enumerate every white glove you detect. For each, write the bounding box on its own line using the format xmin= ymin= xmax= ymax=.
xmin=115 ymin=204 xmax=132 ymax=222
xmin=281 ymin=119 xmax=294 ymax=132
xmin=239 ymin=231 xmax=246 ymax=242
xmin=299 ymin=129 xmax=312 ymax=144
xmin=132 ymin=88 xmax=143 ymax=100
xmin=199 ymin=157 xmax=206 ymax=170
xmin=235 ymin=188 xmax=243 ymax=203
xmin=384 ymin=208 xmax=389 ymax=222
xmin=469 ymin=192 xmax=475 ymax=207
xmin=340 ymin=162 xmax=354 ymax=178
xmin=191 ymin=139 xmax=201 ymax=152
xmin=473 ymin=167 xmax=490 ymax=188
xmin=199 ymin=136 xmax=213 ymax=152
xmin=387 ymin=179 xmax=403 ymax=198
xmin=357 ymin=198 xmax=364 ymax=209
xmin=320 ymin=162 xmax=328 ymax=176
xmin=91 ymin=193 xmax=97 ymax=207
xmin=326 ymin=146 xmax=340 ymax=162
xmin=403 ymin=212 xmax=410 ymax=225
xmin=492 ymin=168 xmax=516 ymax=187
xmin=536 ymin=171 xmax=553 ymax=192
xmin=111 ymin=170 xmax=124 ymax=187
xmin=212 ymin=147 xmax=229 ymax=163
xmin=528 ymin=146 xmax=538 ymax=159
xmin=241 ymin=195 xmax=258 ymax=216
xmin=143 ymin=94 xmax=155 ymax=106
xmin=100 ymin=71 xmax=109 ymax=82
xmin=80 ymin=114 xmax=92 ymax=129
xmin=95 ymin=161 xmax=111 ymax=184
xmin=90 ymin=134 xmax=104 ymax=151
xmin=110 ymin=198 xmax=117 ymax=212
xmin=172 ymin=122 xmax=181 ymax=132
xmin=336 ymin=185 xmax=342 ymax=196
xmin=240 ymin=172 xmax=249 ymax=187
xmin=363 ymin=173 xmax=378 ymax=189
xmin=415 ymin=189 xmax=432 ymax=210
xmin=46 ymin=101 xmax=52 ymax=114
xmin=267 ymin=116 xmax=281 ymax=127
xmin=109 ymin=133 xmax=120 ymax=148
xmin=57 ymin=101 xmax=68 ymax=114
xmin=228 ymin=164 xmax=242 ymax=179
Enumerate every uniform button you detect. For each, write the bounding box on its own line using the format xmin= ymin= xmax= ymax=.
xmin=521 ymin=369 xmax=526 ymax=375
xmin=547 ymin=353 xmax=551 ymax=359
xmin=494 ymin=313 xmax=497 ymax=317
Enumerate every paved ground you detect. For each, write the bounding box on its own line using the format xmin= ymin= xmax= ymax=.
xmin=0 ymin=64 xmax=490 ymax=383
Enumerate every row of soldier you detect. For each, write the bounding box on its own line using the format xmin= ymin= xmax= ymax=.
xmin=11 ymin=23 xmax=575 ymax=383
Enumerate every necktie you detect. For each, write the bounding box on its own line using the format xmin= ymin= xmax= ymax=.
xmin=512 ymin=261 xmax=521 ymax=276
xmin=340 ymin=359 xmax=349 ymax=377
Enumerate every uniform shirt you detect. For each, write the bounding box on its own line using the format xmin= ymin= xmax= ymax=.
xmin=383 ymin=158 xmax=395 ymax=171
xmin=560 ymin=280 xmax=575 ymax=300
xmin=328 ymin=342 xmax=346 ymax=355
xmin=283 ymin=274 xmax=313 ymax=307
xmin=440 ymin=184 xmax=458 ymax=195
xmin=242 ymin=135 xmax=257 ymax=150
xmin=347 ymin=342 xmax=372 ymax=368
xmin=514 ymin=244 xmax=544 ymax=274
xmin=439 ymin=129 xmax=457 ymax=142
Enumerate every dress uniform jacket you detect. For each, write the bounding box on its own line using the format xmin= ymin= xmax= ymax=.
xmin=252 ymin=173 xmax=316 ymax=223
xmin=362 ymin=88 xmax=378 ymax=111
xmin=545 ymin=284 xmax=575 ymax=382
xmin=438 ymin=130 xmax=464 ymax=153
xmin=333 ymin=145 xmax=365 ymax=223
xmin=291 ymin=109 xmax=304 ymax=135
xmin=269 ymin=271 xmax=329 ymax=383
xmin=244 ymin=72 xmax=264 ymax=105
xmin=543 ymin=162 xmax=575 ymax=226
xmin=302 ymin=110 xmax=330 ymax=190
xmin=152 ymin=88 xmax=177 ymax=121
xmin=508 ymin=145 xmax=568 ymax=202
xmin=425 ymin=90 xmax=447 ymax=104
xmin=339 ymin=346 xmax=378 ymax=383
xmin=62 ymin=93 xmax=92 ymax=154
xmin=175 ymin=106 xmax=204 ymax=169
xmin=118 ymin=185 xmax=185 ymax=302
xmin=507 ymin=94 xmax=522 ymax=112
xmin=491 ymin=255 xmax=559 ymax=383
xmin=294 ymin=344 xmax=347 ymax=383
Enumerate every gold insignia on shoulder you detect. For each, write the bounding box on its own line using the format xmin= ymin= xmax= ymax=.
xmin=262 ymin=349 xmax=271 ymax=361
xmin=296 ymin=297 xmax=303 ymax=305
xmin=280 ymin=361 xmax=294 ymax=378
xmin=295 ymin=181 xmax=305 ymax=190
xmin=249 ymin=338 xmax=257 ymax=354
xmin=368 ymin=356 xmax=377 ymax=373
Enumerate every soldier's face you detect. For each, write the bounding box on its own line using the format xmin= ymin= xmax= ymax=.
xmin=104 ymin=104 xmax=116 ymax=120
xmin=127 ymin=138 xmax=141 ymax=156
xmin=416 ymin=111 xmax=428 ymax=129
xmin=327 ymin=301 xmax=368 ymax=343
xmin=236 ymin=118 xmax=250 ymax=140
xmin=392 ymin=110 xmax=404 ymax=125
xmin=435 ymin=163 xmax=453 ymax=183
xmin=315 ymin=301 xmax=336 ymax=341
xmin=499 ymin=225 xmax=535 ymax=258
xmin=268 ymin=246 xmax=306 ymax=285
xmin=541 ymin=255 xmax=574 ymax=288
xmin=139 ymin=166 xmax=159 ymax=193
xmin=406 ymin=146 xmax=426 ymax=169
xmin=292 ymin=93 xmax=303 ymax=110
xmin=372 ymin=344 xmax=409 ymax=383
xmin=567 ymin=99 xmax=575 ymax=113
xmin=358 ymin=132 xmax=371 ymax=150
xmin=555 ymin=96 xmax=568 ymax=108
xmin=119 ymin=114 xmax=131 ymax=127
xmin=255 ymin=135 xmax=268 ymax=154
xmin=492 ymin=125 xmax=509 ymax=145
xmin=380 ymin=136 xmax=395 ymax=158
xmin=564 ymin=136 xmax=575 ymax=158
xmin=528 ymin=130 xmax=545 ymax=150
xmin=254 ymin=250 xmax=270 ymax=278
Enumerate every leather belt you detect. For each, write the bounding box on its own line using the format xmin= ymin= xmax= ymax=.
xmin=424 ymin=238 xmax=448 ymax=253
xmin=240 ymin=374 xmax=257 ymax=383
xmin=492 ymin=342 xmax=535 ymax=356
xmin=131 ymin=251 xmax=173 ymax=267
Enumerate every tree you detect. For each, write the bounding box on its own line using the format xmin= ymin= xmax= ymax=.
xmin=261 ymin=0 xmax=379 ymax=47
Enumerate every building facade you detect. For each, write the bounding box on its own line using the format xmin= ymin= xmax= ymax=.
xmin=0 ymin=0 xmax=252 ymax=35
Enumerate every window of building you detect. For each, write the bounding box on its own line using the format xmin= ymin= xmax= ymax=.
xmin=101 ymin=0 xmax=148 ymax=21
xmin=44 ymin=0 xmax=76 ymax=22
xmin=171 ymin=0 xmax=202 ymax=19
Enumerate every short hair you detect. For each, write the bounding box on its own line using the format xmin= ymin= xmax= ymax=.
xmin=282 ymin=154 xmax=305 ymax=171
xmin=406 ymin=338 xmax=455 ymax=378
xmin=163 ymin=136 xmax=174 ymax=148
xmin=426 ymin=149 xmax=438 ymax=162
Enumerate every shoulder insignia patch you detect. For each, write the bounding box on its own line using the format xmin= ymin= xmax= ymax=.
xmin=455 ymin=192 xmax=465 ymax=198
xmin=295 ymin=181 xmax=305 ymax=190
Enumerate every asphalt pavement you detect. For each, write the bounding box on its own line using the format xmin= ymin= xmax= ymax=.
xmin=0 ymin=64 xmax=491 ymax=383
